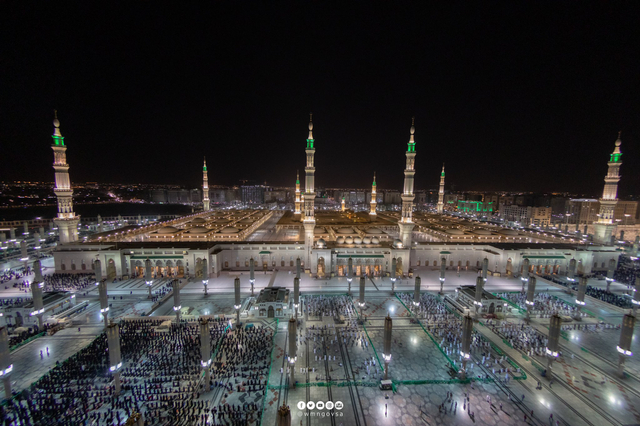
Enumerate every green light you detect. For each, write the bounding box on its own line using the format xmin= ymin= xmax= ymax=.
xmin=306 ymin=139 xmax=314 ymax=149
xmin=203 ymin=166 xmax=207 ymax=171
xmin=610 ymin=153 xmax=622 ymax=162
xmin=52 ymin=135 xmax=64 ymax=146
xmin=407 ymin=143 xmax=415 ymax=152
xmin=296 ymin=179 xmax=300 ymax=185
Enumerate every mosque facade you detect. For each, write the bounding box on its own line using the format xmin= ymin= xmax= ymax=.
xmin=50 ymin=114 xmax=624 ymax=281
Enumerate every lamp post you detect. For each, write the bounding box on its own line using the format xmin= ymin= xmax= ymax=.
xmin=293 ymin=277 xmax=300 ymax=319
xmin=383 ymin=314 xmax=392 ymax=380
xmin=145 ymin=259 xmax=153 ymax=299
xmin=481 ymin=257 xmax=488 ymax=282
xmin=202 ymin=258 xmax=209 ymax=296
xmin=107 ymin=321 xmax=122 ymax=395
xmin=525 ymin=276 xmax=536 ymax=323
xmin=359 ymin=276 xmax=366 ymax=321
xmin=521 ymin=258 xmax=530 ymax=292
xmin=347 ymin=257 xmax=353 ymax=295
xmin=250 ymin=258 xmax=255 ymax=296
xmin=288 ymin=317 xmax=297 ymax=389
xmin=234 ymin=277 xmax=241 ymax=328
xmin=474 ymin=276 xmax=484 ymax=315
xmin=574 ymin=276 xmax=587 ymax=320
xmin=567 ymin=258 xmax=576 ymax=282
xmin=546 ymin=314 xmax=561 ymax=377
xmin=0 ymin=327 xmax=13 ymax=399
xmin=439 ymin=258 xmax=446 ymax=294
xmin=200 ymin=317 xmax=211 ymax=392
xmin=413 ymin=276 xmax=421 ymax=306
xmin=606 ymin=258 xmax=616 ymax=292
xmin=31 ymin=260 xmax=44 ymax=329
xmin=459 ymin=314 xmax=473 ymax=379
xmin=20 ymin=240 xmax=28 ymax=270
xmin=391 ymin=257 xmax=397 ymax=294
xmin=172 ymin=279 xmax=181 ymax=323
xmin=617 ymin=313 xmax=636 ymax=378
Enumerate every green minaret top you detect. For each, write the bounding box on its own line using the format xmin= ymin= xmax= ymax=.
xmin=610 ymin=131 xmax=622 ymax=163
xmin=441 ymin=163 xmax=445 ymax=177
xmin=306 ymin=113 xmax=314 ymax=149
xmin=407 ymin=116 xmax=415 ymax=152
xmin=203 ymin=156 xmax=207 ymax=171
xmin=372 ymin=172 xmax=376 ymax=186
xmin=52 ymin=110 xmax=64 ymax=146
xmin=296 ymin=170 xmax=300 ymax=185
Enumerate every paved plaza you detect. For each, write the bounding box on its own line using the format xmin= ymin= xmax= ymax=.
xmin=2 ymin=263 xmax=640 ymax=425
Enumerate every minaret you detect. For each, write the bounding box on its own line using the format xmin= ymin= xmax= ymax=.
xmin=341 ymin=197 xmax=346 ymax=212
xmin=294 ymin=170 xmax=302 ymax=215
xmin=398 ymin=117 xmax=416 ymax=248
xmin=51 ymin=111 xmax=80 ymax=243
xmin=594 ymin=133 xmax=622 ymax=244
xmin=370 ymin=172 xmax=377 ymax=216
xmin=437 ymin=164 xmax=445 ymax=214
xmin=303 ymin=114 xmax=317 ymax=263
xmin=202 ymin=157 xmax=210 ymax=211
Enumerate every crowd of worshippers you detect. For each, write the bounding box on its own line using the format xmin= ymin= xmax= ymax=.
xmin=541 ymin=272 xmax=633 ymax=309
xmin=398 ymin=292 xmax=518 ymax=383
xmin=496 ymin=292 xmax=589 ymax=318
xmin=1 ymin=267 xmax=30 ymax=285
xmin=42 ymin=273 xmax=94 ymax=292
xmin=208 ymin=325 xmax=273 ymax=426
xmin=614 ymin=255 xmax=640 ymax=286
xmin=0 ymin=316 xmax=275 ymax=426
xmin=7 ymin=323 xmax=51 ymax=348
xmin=0 ymin=296 xmax=31 ymax=307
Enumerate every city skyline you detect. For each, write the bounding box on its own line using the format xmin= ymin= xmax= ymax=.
xmin=2 ymin=3 xmax=639 ymax=194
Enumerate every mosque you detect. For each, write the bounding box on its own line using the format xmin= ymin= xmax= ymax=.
xmin=49 ymin=113 xmax=623 ymax=281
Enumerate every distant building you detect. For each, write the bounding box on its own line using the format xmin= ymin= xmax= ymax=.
xmin=241 ymin=185 xmax=265 ymax=205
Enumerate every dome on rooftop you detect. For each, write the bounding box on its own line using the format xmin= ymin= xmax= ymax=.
xmin=220 ymin=227 xmax=239 ymax=234
xmin=336 ymin=236 xmax=345 ymax=244
xmin=157 ymin=226 xmax=179 ymax=234
xmin=345 ymin=236 xmax=354 ymax=244
xmin=189 ymin=227 xmax=209 ymax=234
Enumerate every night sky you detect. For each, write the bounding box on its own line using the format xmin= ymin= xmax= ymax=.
xmin=2 ymin=2 xmax=639 ymax=196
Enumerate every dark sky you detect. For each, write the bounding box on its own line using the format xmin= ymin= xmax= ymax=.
xmin=1 ymin=2 xmax=639 ymax=196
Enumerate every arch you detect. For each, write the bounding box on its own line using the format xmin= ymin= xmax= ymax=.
xmin=488 ymin=303 xmax=495 ymax=314
xmin=107 ymin=259 xmax=116 ymax=280
xmin=396 ymin=258 xmax=403 ymax=276
xmin=61 ymin=263 xmax=66 ymax=271
xmin=81 ymin=263 xmax=86 ymax=270
xmin=155 ymin=260 xmax=163 ymax=267
xmin=317 ymin=257 xmax=326 ymax=278
xmin=71 ymin=263 xmax=76 ymax=270
xmin=506 ymin=258 xmax=513 ymax=276
xmin=195 ymin=258 xmax=203 ymax=278
xmin=268 ymin=306 xmax=275 ymax=318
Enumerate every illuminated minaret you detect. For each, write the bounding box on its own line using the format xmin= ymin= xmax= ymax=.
xmin=202 ymin=157 xmax=210 ymax=211
xmin=51 ymin=111 xmax=80 ymax=243
xmin=294 ymin=170 xmax=302 ymax=215
xmin=303 ymin=114 xmax=316 ymax=262
xmin=370 ymin=172 xmax=377 ymax=216
xmin=594 ymin=133 xmax=623 ymax=244
xmin=398 ymin=118 xmax=416 ymax=248
xmin=437 ymin=164 xmax=445 ymax=214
